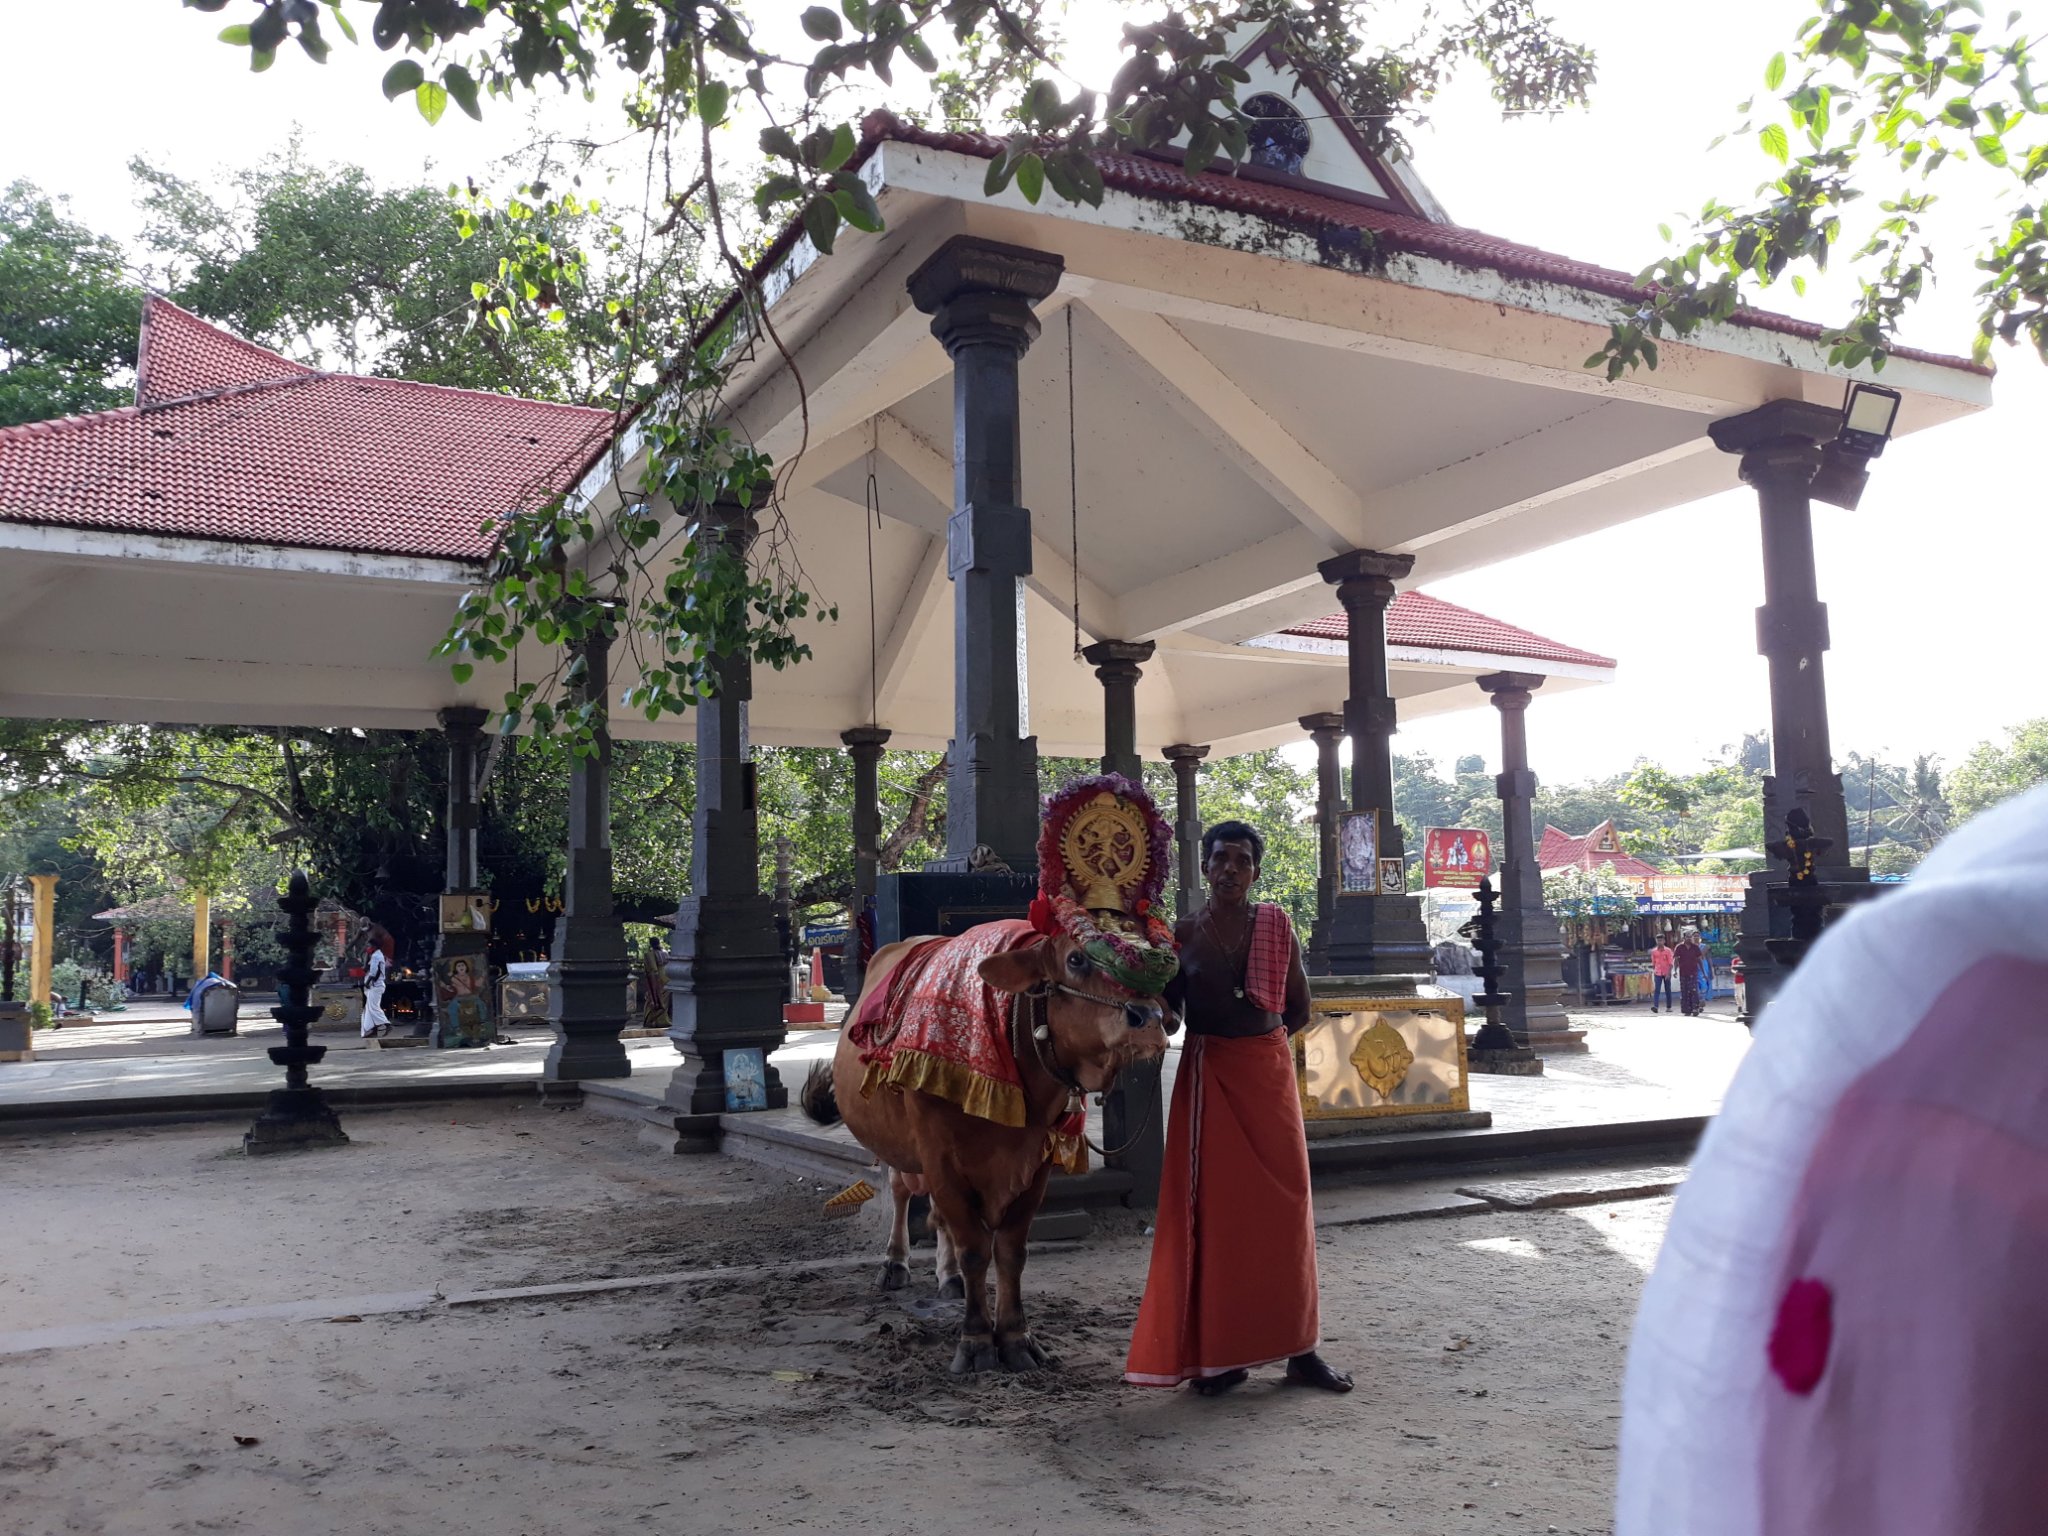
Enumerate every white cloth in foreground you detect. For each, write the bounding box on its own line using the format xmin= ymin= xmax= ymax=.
xmin=1617 ymin=786 xmax=2048 ymax=1534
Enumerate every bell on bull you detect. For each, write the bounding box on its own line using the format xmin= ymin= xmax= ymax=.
xmin=801 ymin=773 xmax=1176 ymax=1376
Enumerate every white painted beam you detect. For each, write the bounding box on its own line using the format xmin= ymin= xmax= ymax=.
xmin=1116 ymin=525 xmax=1330 ymax=641
xmin=873 ymin=537 xmax=948 ymax=723
xmin=1085 ymin=302 xmax=1364 ymax=551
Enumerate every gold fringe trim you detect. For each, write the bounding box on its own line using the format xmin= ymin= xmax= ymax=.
xmin=859 ymin=1050 xmax=1089 ymax=1173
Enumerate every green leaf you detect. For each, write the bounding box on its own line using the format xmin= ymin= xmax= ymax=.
xmin=1759 ymin=123 xmax=1789 ymax=163
xmin=416 ymin=81 xmax=449 ymax=126
xmin=1014 ymin=152 xmax=1045 ymax=204
xmin=1765 ymin=51 xmax=1787 ymax=90
xmin=829 ymin=171 xmax=883 ymax=231
xmin=217 ymin=23 xmax=252 ymax=44
xmin=250 ymin=47 xmax=276 ymax=73
xmin=443 ymin=63 xmax=482 ymax=121
xmin=326 ymin=2 xmax=357 ymax=44
xmin=698 ymin=80 xmax=729 ymax=125
xmin=801 ymin=6 xmax=842 ymax=41
xmin=818 ymin=122 xmax=857 ymax=172
xmin=760 ymin=125 xmax=800 ymax=160
xmin=382 ymin=59 xmax=426 ymax=100
xmin=450 ymin=663 xmax=475 ymax=685
xmin=801 ymin=196 xmax=840 ymax=254
xmin=1185 ymin=122 xmax=1221 ymax=177
xmin=983 ymin=151 xmax=1017 ymax=197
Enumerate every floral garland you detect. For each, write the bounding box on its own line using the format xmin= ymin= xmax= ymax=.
xmin=1028 ymin=773 xmax=1179 ymax=995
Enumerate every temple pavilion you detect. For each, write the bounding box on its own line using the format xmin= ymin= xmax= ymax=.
xmin=0 ymin=26 xmax=1993 ymax=1196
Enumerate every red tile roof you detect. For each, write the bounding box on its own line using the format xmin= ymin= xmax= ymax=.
xmin=0 ymin=297 xmax=615 ymax=561
xmin=858 ymin=114 xmax=1988 ymax=378
xmin=1539 ymin=820 xmax=1661 ymax=879
xmin=1283 ymin=590 xmax=1615 ymax=669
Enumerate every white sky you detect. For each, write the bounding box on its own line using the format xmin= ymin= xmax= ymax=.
xmin=0 ymin=1 xmax=2035 ymax=784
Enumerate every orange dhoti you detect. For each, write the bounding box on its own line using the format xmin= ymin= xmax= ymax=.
xmin=1125 ymin=1029 xmax=1320 ymax=1386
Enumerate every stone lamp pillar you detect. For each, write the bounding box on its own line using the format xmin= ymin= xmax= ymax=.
xmin=1083 ymin=639 xmax=1154 ymax=784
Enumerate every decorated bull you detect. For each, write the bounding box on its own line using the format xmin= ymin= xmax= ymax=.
xmin=802 ymin=775 xmax=1177 ymax=1375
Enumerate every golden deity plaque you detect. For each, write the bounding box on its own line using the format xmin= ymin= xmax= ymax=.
xmin=1058 ymin=791 xmax=1151 ymax=914
xmin=1294 ymin=989 xmax=1470 ymax=1119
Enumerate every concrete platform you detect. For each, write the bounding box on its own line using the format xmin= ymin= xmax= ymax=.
xmin=0 ymin=1011 xmax=1742 ymax=1192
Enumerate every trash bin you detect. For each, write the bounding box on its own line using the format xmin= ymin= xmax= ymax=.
xmin=191 ymin=978 xmax=241 ymax=1037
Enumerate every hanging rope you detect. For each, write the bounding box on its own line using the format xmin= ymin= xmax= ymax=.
xmin=865 ymin=423 xmax=882 ymax=726
xmin=1066 ymin=304 xmax=1082 ymax=660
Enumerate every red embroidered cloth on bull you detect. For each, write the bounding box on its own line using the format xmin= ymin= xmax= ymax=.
xmin=848 ymin=919 xmax=1087 ymax=1173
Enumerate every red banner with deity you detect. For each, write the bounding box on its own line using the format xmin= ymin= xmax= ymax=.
xmin=1423 ymin=827 xmax=1493 ymax=889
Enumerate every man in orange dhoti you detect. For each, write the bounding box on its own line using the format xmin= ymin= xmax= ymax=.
xmin=1125 ymin=819 xmax=1353 ymax=1395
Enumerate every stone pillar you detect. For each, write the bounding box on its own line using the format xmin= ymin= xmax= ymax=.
xmin=667 ymin=491 xmax=790 ymax=1116
xmin=1708 ymin=401 xmax=1868 ymax=1021
xmin=27 ymin=873 xmax=56 ymax=1011
xmin=1161 ymin=744 xmax=1208 ymax=921
xmin=1315 ymin=549 xmax=1430 ymax=976
xmin=192 ymin=889 xmax=211 ymax=978
xmin=541 ymin=629 xmax=632 ymax=1085
xmin=907 ymin=236 xmax=1064 ymax=871
xmin=433 ymin=705 xmax=492 ymax=1046
xmin=1298 ymin=711 xmax=1346 ymax=975
xmin=1083 ymin=640 xmax=1153 ymax=782
xmin=1476 ymin=673 xmax=1580 ymax=1051
xmin=1082 ymin=638 xmax=1163 ymax=1204
xmin=841 ymin=725 xmax=891 ymax=999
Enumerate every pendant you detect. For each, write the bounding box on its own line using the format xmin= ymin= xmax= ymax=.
xmin=1234 ymin=987 xmax=1246 ymax=1001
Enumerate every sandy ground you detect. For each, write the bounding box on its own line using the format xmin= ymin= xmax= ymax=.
xmin=2 ymin=1103 xmax=1664 ymax=1536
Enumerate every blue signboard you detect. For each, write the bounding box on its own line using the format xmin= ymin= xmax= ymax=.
xmin=801 ymin=924 xmax=849 ymax=947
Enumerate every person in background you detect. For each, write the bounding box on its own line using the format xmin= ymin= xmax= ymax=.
xmin=360 ymin=926 xmax=392 ymax=1039
xmin=1676 ymin=928 xmax=1706 ymax=1017
xmin=1651 ymin=934 xmax=1677 ymax=1014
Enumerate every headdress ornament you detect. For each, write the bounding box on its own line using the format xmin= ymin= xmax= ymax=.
xmin=1029 ymin=773 xmax=1179 ymax=996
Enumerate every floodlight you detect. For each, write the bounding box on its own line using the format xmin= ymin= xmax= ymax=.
xmin=1837 ymin=380 xmax=1902 ymax=459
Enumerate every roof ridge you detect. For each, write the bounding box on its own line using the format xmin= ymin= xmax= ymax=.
xmin=139 ymin=293 xmax=314 ymax=403
xmin=341 ymin=370 xmax=619 ymax=420
xmin=0 ymin=402 xmax=145 ymax=446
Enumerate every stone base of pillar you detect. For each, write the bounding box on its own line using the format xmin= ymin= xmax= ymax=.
xmin=1103 ymin=1060 xmax=1164 ymax=1208
xmin=542 ymin=912 xmax=631 ymax=1083
xmin=0 ymin=1001 xmax=30 ymax=1063
xmin=1466 ymin=1044 xmax=1544 ymax=1076
xmin=1320 ymin=893 xmax=1432 ymax=978
xmin=1737 ymin=866 xmax=1882 ymax=1023
xmin=665 ymin=893 xmax=789 ymax=1116
xmin=243 ymin=1087 xmax=350 ymax=1154
xmin=430 ymin=921 xmax=492 ymax=1048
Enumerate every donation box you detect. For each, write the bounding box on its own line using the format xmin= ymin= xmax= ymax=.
xmin=1293 ymin=985 xmax=1471 ymax=1120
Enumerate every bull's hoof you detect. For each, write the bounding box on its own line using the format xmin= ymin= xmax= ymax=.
xmin=879 ymin=1260 xmax=912 ymax=1292
xmin=998 ymin=1332 xmax=1054 ymax=1373
xmin=950 ymin=1333 xmax=1000 ymax=1376
xmin=937 ymin=1275 xmax=966 ymax=1302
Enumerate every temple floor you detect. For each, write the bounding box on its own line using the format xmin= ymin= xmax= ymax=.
xmin=3 ymin=1101 xmax=1665 ymax=1535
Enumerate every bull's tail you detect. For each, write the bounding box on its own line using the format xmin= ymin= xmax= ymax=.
xmin=800 ymin=1061 xmax=840 ymax=1125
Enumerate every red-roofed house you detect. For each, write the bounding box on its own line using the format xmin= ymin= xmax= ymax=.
xmin=1539 ymin=821 xmax=1662 ymax=882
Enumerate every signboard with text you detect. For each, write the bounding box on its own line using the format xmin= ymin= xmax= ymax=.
xmin=1423 ymin=827 xmax=1493 ymax=889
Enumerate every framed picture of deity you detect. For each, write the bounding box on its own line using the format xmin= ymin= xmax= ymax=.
xmin=1338 ymin=811 xmax=1380 ymax=895
xmin=431 ymin=954 xmax=494 ymax=1047
xmin=1378 ymin=857 xmax=1405 ymax=896
xmin=439 ymin=892 xmax=491 ymax=935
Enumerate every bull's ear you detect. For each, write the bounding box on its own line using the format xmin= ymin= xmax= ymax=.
xmin=978 ymin=940 xmax=1049 ymax=995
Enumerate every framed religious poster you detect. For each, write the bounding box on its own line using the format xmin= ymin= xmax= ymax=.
xmin=1378 ymin=857 xmax=1406 ymax=896
xmin=724 ymin=1047 xmax=768 ymax=1111
xmin=431 ymin=955 xmax=494 ymax=1048
xmin=1338 ymin=811 xmax=1379 ymax=895
xmin=439 ymin=892 xmax=491 ymax=935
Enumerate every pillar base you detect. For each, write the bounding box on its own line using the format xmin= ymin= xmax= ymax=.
xmin=1466 ymin=1044 xmax=1544 ymax=1076
xmin=542 ymin=913 xmax=631 ymax=1083
xmin=243 ymin=1088 xmax=350 ymax=1155
xmin=666 ymin=893 xmax=788 ymax=1116
xmin=1320 ymin=893 xmax=1431 ymax=977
